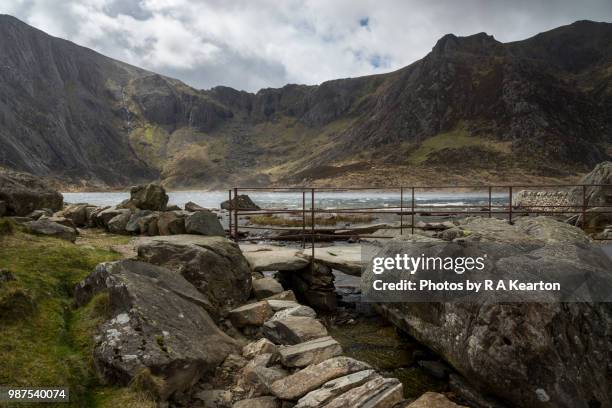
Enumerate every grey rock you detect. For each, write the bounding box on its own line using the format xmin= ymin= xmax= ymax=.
xmin=185 ymin=201 xmax=206 ymax=212
xmin=127 ymin=183 xmax=169 ymax=211
xmin=0 ymin=169 xmax=63 ymax=216
xmin=229 ymin=301 xmax=274 ymax=328
xmin=125 ymin=210 xmax=153 ymax=234
xmin=270 ymin=356 xmax=371 ymax=400
xmin=270 ymin=305 xmax=317 ymax=321
xmin=239 ymin=354 xmax=288 ymax=397
xmin=157 ymin=211 xmax=186 ymax=235
xmin=252 ymin=277 xmax=284 ymax=299
xmin=221 ymin=195 xmax=260 ymax=210
xmin=321 ymin=376 xmax=403 ymax=408
xmin=569 ymin=162 xmax=612 ymax=207
xmin=74 ymin=260 xmax=238 ymax=400
xmin=27 ymin=209 xmax=48 ymax=220
xmin=107 ymin=211 xmax=132 ymax=234
xmin=138 ymin=213 xmax=160 ymax=236
xmin=233 ymin=396 xmax=280 ymax=408
xmin=240 ymin=244 xmax=309 ymax=272
xmin=295 ymin=370 xmax=379 ymax=408
xmin=55 ymin=203 xmax=91 ymax=227
xmin=278 ymin=336 xmax=343 ymax=368
xmin=263 ymin=316 xmax=328 ymax=345
xmin=24 ymin=219 xmax=76 ymax=242
xmin=266 ymin=299 xmax=302 ymax=311
xmin=264 ymin=290 xmax=297 ymax=302
xmin=406 ymin=392 xmax=467 ymax=408
xmin=42 ymin=215 xmax=76 ymax=228
xmin=185 ymin=210 xmax=225 ymax=236
xmin=136 ymin=235 xmax=252 ymax=315
xmin=242 ymin=338 xmax=278 ymax=359
xmin=374 ymin=216 xmax=612 ymax=407
xmin=97 ymin=207 xmax=129 ymax=228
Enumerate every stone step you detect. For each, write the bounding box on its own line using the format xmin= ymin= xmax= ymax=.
xmin=321 ymin=376 xmax=403 ymax=408
xmin=278 ymin=336 xmax=343 ymax=368
xmin=270 ymin=356 xmax=371 ymax=400
xmin=295 ymin=369 xmax=379 ymax=408
xmin=263 ymin=316 xmax=328 ymax=345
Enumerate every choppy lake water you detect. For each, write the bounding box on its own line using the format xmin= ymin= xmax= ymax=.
xmin=63 ymin=190 xmax=508 ymax=209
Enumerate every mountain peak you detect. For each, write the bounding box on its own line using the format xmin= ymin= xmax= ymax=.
xmin=431 ymin=32 xmax=500 ymax=56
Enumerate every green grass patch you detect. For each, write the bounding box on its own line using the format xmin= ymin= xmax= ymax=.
xmin=406 ymin=127 xmax=511 ymax=165
xmin=249 ymin=213 xmax=376 ymax=227
xmin=0 ymin=230 xmax=151 ymax=407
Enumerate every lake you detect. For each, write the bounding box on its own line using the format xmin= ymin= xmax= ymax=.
xmin=62 ymin=190 xmax=509 ymax=210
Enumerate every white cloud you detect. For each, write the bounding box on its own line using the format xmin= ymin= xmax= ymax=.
xmin=1 ymin=0 xmax=611 ymax=91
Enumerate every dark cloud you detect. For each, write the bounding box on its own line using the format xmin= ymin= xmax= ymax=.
xmin=1 ymin=0 xmax=611 ymax=92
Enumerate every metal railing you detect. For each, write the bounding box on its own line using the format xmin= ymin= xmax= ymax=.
xmin=227 ymin=185 xmax=612 ymax=249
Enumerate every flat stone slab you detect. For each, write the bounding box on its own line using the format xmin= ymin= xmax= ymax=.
xmin=299 ymin=245 xmax=363 ymax=276
xmin=229 ymin=301 xmax=273 ymax=328
xmin=270 ymin=356 xmax=371 ymax=400
xmin=295 ymin=369 xmax=379 ymax=408
xmin=279 ymin=336 xmax=343 ymax=368
xmin=322 ymin=376 xmax=403 ymax=408
xmin=263 ymin=316 xmax=328 ymax=345
xmin=240 ymin=244 xmax=310 ymax=271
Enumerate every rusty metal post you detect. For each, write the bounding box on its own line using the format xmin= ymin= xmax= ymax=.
xmin=582 ymin=185 xmax=587 ymax=230
xmin=411 ymin=187 xmax=415 ymax=235
xmin=488 ymin=186 xmax=492 ymax=218
xmin=302 ymin=190 xmax=306 ymax=249
xmin=508 ymin=186 xmax=513 ymax=224
xmin=228 ymin=189 xmax=233 ymax=240
xmin=233 ymin=187 xmax=239 ymax=239
xmin=400 ymin=187 xmax=404 ymax=235
xmin=311 ymin=188 xmax=315 ymax=273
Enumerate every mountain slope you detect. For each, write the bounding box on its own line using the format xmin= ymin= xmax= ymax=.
xmin=0 ymin=16 xmax=610 ymax=189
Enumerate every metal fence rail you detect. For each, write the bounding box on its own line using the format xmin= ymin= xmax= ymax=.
xmin=228 ymin=185 xmax=612 ymax=250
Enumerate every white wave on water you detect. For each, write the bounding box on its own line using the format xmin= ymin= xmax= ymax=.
xmin=62 ymin=190 xmax=508 ymax=210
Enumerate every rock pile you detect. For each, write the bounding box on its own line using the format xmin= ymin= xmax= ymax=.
xmin=191 ymin=276 xmax=414 ymax=408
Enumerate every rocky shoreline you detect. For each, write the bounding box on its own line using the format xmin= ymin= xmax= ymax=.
xmin=1 ymin=164 xmax=612 ymax=407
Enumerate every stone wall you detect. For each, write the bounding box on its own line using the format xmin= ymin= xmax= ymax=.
xmin=512 ymin=190 xmax=571 ymax=212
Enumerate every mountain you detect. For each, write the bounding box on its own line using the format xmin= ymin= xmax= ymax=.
xmin=0 ymin=15 xmax=611 ymax=189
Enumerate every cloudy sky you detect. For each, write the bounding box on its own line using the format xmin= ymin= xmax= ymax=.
xmin=2 ymin=0 xmax=611 ymax=92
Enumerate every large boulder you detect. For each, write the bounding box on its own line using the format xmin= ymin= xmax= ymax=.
xmin=185 ymin=210 xmax=225 ymax=236
xmin=96 ymin=207 xmax=130 ymax=228
xmin=221 ymin=194 xmax=260 ymax=210
xmin=74 ymin=260 xmax=239 ymax=400
xmin=125 ymin=210 xmax=153 ymax=234
xmin=372 ymin=217 xmax=612 ymax=408
xmin=126 ymin=183 xmax=169 ymax=211
xmin=55 ymin=203 xmax=92 ymax=227
xmin=0 ymin=169 xmax=63 ymax=216
xmin=24 ymin=219 xmax=77 ymax=242
xmin=135 ymin=235 xmax=252 ymax=316
xmin=569 ymin=162 xmax=612 ymax=207
xmin=157 ymin=211 xmax=186 ymax=235
xmin=107 ymin=211 xmax=132 ymax=234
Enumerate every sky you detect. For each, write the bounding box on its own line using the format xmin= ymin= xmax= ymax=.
xmin=1 ymin=0 xmax=611 ymax=92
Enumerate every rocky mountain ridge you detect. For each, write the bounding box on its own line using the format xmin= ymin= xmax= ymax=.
xmin=0 ymin=15 xmax=611 ymax=189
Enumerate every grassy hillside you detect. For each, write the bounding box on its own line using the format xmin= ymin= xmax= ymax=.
xmin=0 ymin=220 xmax=152 ymax=407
